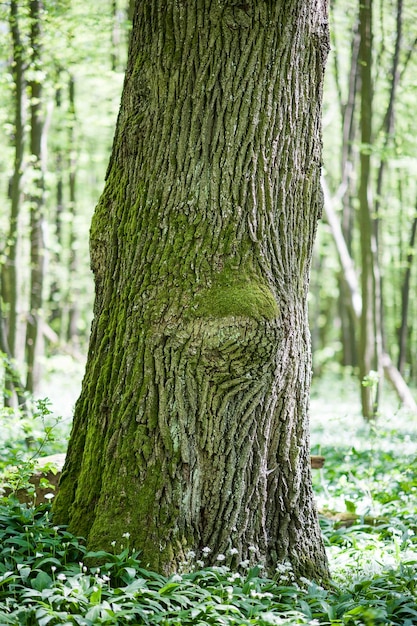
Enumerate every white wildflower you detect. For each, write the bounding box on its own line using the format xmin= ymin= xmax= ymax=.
xmin=260 ymin=612 xmax=286 ymax=625
xmin=171 ymin=573 xmax=182 ymax=582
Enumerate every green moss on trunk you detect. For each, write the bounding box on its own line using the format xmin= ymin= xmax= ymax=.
xmin=192 ymin=270 xmax=279 ymax=320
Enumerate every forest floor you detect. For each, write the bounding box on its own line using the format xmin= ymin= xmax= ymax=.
xmin=1 ymin=358 xmax=416 ymax=624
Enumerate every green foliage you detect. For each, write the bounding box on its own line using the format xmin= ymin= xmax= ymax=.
xmin=0 ymin=393 xmax=68 ymax=508
xmin=0 ymin=0 xmax=126 ymax=373
xmin=0 ymin=495 xmax=416 ymax=624
xmin=0 ymin=397 xmax=66 ymax=475
xmin=1 ymin=376 xmax=417 ymax=624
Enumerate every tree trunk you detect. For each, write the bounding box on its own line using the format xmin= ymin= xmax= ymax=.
xmin=111 ymin=0 xmax=119 ymax=71
xmin=371 ymin=0 xmax=403 ymax=405
xmin=322 ymin=176 xmax=417 ymax=413
xmin=339 ymin=18 xmax=360 ymax=368
xmin=1 ymin=0 xmax=26 ymax=405
xmin=66 ymin=75 xmax=80 ymax=345
xmin=25 ymin=0 xmax=46 ymax=393
xmin=49 ymin=81 xmax=64 ymax=329
xmin=127 ymin=0 xmax=134 ymax=22
xmin=54 ymin=0 xmax=330 ymax=582
xmin=358 ymin=0 xmax=381 ymax=419
xmin=398 ymin=212 xmax=417 ymax=375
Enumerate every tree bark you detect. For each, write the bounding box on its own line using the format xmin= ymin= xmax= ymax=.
xmin=398 ymin=212 xmax=417 ymax=375
xmin=48 ymin=81 xmax=64 ymax=329
xmin=54 ymin=0 xmax=330 ymax=582
xmin=358 ymin=0 xmax=381 ymax=419
xmin=66 ymin=74 xmax=80 ymax=345
xmin=1 ymin=0 xmax=26 ymax=405
xmin=25 ymin=0 xmax=46 ymax=393
xmin=339 ymin=17 xmax=360 ymax=367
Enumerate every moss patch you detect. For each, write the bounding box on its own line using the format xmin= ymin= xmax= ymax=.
xmin=192 ymin=271 xmax=279 ymax=320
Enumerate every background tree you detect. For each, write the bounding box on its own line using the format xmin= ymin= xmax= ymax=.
xmin=0 ymin=0 xmax=127 ymax=405
xmin=1 ymin=0 xmax=26 ymax=405
xmin=316 ymin=0 xmax=417 ymax=416
xmin=53 ymin=0 xmax=330 ymax=582
xmin=357 ymin=0 xmax=380 ymax=418
xmin=25 ymin=0 xmax=46 ymax=393
xmin=1 ymin=1 xmax=415 ymax=426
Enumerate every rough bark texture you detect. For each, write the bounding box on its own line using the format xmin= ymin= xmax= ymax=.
xmin=53 ymin=0 xmax=330 ymax=582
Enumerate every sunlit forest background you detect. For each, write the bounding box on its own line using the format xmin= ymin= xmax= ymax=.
xmin=0 ymin=0 xmax=416 ymax=422
xmin=1 ymin=3 xmax=417 ymax=623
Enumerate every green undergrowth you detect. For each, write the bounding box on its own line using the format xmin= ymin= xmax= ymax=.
xmin=0 ymin=496 xmax=417 ymax=625
xmin=0 ymin=373 xmax=417 ymax=624
xmin=0 ymin=398 xmax=69 ymax=476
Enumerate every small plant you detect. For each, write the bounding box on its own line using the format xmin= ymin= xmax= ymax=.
xmin=0 ymin=398 xmax=64 ymax=501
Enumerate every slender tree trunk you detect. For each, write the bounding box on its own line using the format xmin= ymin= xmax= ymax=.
xmin=1 ymin=0 xmax=26 ymax=404
xmin=26 ymin=0 xmax=46 ymax=393
xmin=358 ymin=0 xmax=380 ymax=419
xmin=339 ymin=17 xmax=360 ymax=368
xmin=339 ymin=22 xmax=360 ymax=366
xmin=372 ymin=0 xmax=403 ymax=404
xmin=111 ymin=0 xmax=120 ymax=71
xmin=54 ymin=0 xmax=330 ymax=582
xmin=0 ymin=316 xmax=28 ymax=412
xmin=67 ymin=75 xmax=80 ymax=345
xmin=49 ymin=82 xmax=64 ymax=329
xmin=328 ymin=3 xmax=360 ymax=369
xmin=398 ymin=212 xmax=417 ymax=374
xmin=322 ymin=177 xmax=417 ymax=412
xmin=374 ymin=0 xmax=402 ymax=218
xmin=322 ymin=178 xmax=361 ymax=322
